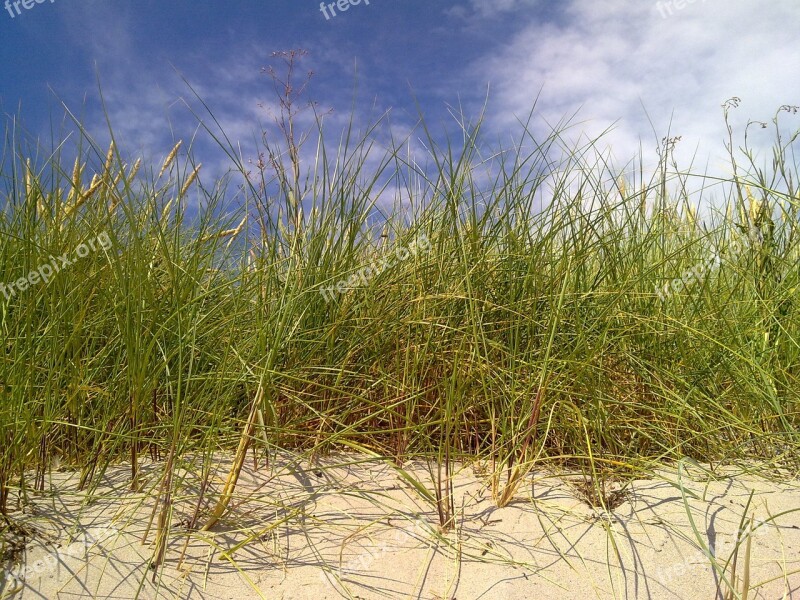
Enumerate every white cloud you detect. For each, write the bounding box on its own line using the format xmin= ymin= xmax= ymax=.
xmin=469 ymin=0 xmax=800 ymax=189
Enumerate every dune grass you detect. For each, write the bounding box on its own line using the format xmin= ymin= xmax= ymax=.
xmin=0 ymin=72 xmax=799 ymax=598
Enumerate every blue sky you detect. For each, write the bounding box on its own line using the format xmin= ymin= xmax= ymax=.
xmin=2 ymin=0 xmax=799 ymax=206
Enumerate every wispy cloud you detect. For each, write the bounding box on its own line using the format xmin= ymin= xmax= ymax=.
xmin=467 ymin=0 xmax=800 ymax=178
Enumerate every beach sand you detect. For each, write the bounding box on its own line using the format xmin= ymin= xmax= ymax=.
xmin=2 ymin=454 xmax=798 ymax=599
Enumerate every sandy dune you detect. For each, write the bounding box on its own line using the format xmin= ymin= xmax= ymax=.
xmin=2 ymin=454 xmax=799 ymax=599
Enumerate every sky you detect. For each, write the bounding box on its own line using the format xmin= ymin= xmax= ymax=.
xmin=1 ymin=0 xmax=799 ymax=210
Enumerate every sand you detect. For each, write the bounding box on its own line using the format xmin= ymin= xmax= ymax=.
xmin=1 ymin=454 xmax=798 ymax=599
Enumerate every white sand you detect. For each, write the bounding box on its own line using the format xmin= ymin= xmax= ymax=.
xmin=2 ymin=454 xmax=799 ymax=599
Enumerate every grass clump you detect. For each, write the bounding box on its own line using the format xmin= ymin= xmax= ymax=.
xmin=0 ymin=59 xmax=799 ymax=580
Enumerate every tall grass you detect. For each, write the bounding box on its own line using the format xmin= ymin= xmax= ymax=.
xmin=0 ymin=76 xmax=798 ymax=574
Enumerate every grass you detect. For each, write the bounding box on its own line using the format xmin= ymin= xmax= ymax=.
xmin=0 ymin=59 xmax=799 ymax=597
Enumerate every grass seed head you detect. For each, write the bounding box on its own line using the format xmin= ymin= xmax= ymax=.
xmin=159 ymin=141 xmax=183 ymax=180
xmin=129 ymin=158 xmax=142 ymax=181
xmin=104 ymin=141 xmax=116 ymax=177
xmin=24 ymin=158 xmax=33 ymax=200
xmin=72 ymin=156 xmax=82 ymax=188
xmin=178 ymin=164 xmax=201 ymax=198
xmin=747 ymin=186 xmax=763 ymax=224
